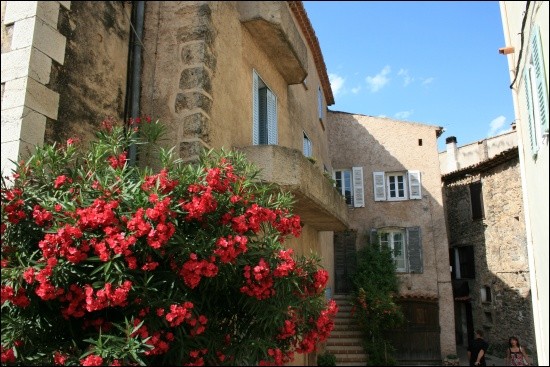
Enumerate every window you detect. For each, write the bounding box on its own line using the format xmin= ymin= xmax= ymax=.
xmin=373 ymin=171 xmax=422 ymax=201
xmin=380 ymin=229 xmax=407 ymax=272
xmin=303 ymin=132 xmax=312 ymax=158
xmin=451 ymin=246 xmax=475 ymax=279
xmin=252 ymin=70 xmax=277 ymax=145
xmin=523 ymin=25 xmax=549 ymax=158
xmin=371 ymin=227 xmax=423 ymax=273
xmin=334 ymin=167 xmax=364 ymax=207
xmin=481 ymin=286 xmax=492 ymax=303
xmin=318 ymin=86 xmax=323 ymax=120
xmin=469 ymin=181 xmax=484 ymax=220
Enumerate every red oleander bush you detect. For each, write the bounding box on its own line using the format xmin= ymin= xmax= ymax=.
xmin=1 ymin=118 xmax=337 ymax=366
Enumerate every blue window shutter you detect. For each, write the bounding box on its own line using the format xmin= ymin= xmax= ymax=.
xmin=531 ymin=26 xmax=549 ymax=134
xmin=408 ymin=170 xmax=422 ymax=200
xmin=267 ymin=89 xmax=277 ymax=145
xmin=524 ymin=67 xmax=538 ymax=156
xmin=252 ymin=70 xmax=259 ymax=145
xmin=406 ymin=227 xmax=423 ymax=273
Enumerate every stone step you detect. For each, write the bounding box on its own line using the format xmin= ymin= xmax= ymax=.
xmin=326 ymin=345 xmax=364 ymax=354
xmin=326 ymin=338 xmax=363 ymax=347
xmin=335 ymin=356 xmax=369 ymax=365
xmin=328 ymin=330 xmax=363 ymax=338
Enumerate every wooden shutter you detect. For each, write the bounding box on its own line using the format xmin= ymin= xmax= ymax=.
xmin=524 ymin=67 xmax=538 ymax=156
xmin=531 ymin=25 xmax=549 ymax=134
xmin=408 ymin=170 xmax=422 ymax=200
xmin=267 ymin=89 xmax=278 ymax=145
xmin=352 ymin=166 xmax=365 ymax=207
xmin=406 ymin=227 xmax=423 ymax=273
xmin=252 ymin=70 xmax=259 ymax=145
xmin=373 ymin=171 xmax=386 ymax=201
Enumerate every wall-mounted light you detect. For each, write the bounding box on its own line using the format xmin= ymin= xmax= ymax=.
xmin=499 ymin=46 xmax=515 ymax=55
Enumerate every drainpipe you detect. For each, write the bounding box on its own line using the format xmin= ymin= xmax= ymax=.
xmin=128 ymin=1 xmax=145 ymax=166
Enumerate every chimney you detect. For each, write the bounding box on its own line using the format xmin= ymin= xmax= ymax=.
xmin=446 ymin=136 xmax=458 ymax=172
xmin=478 ymin=140 xmax=489 ymax=161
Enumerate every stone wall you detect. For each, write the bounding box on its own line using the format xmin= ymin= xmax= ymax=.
xmin=444 ymin=154 xmax=536 ymax=353
xmin=47 ymin=1 xmax=131 ymax=146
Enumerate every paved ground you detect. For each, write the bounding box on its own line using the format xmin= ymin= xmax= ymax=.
xmin=456 ymin=344 xmax=506 ymax=366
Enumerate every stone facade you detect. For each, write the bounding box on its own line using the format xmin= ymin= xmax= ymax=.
xmin=1 ymin=2 xmax=344 ymax=365
xmin=442 ymin=136 xmax=536 ymax=356
xmin=327 ymin=111 xmax=456 ymax=361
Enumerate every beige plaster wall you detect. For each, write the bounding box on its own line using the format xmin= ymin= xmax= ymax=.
xmin=328 ymin=111 xmax=456 ymax=357
xmin=140 ymin=1 xmax=331 ymax=173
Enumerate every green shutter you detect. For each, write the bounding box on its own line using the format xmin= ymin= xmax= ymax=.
xmin=531 ymin=25 xmax=549 ymax=134
xmin=524 ymin=67 xmax=538 ymax=156
xmin=407 ymin=227 xmax=423 ymax=273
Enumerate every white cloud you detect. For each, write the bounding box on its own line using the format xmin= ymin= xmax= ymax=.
xmin=329 ymin=73 xmax=345 ymax=97
xmin=421 ymin=77 xmax=434 ymax=86
xmin=488 ymin=115 xmax=511 ymax=137
xmin=366 ymin=66 xmax=391 ymax=93
xmin=398 ymin=68 xmax=413 ymax=86
xmin=394 ymin=110 xmax=414 ymax=120
xmin=351 ymin=86 xmax=361 ymax=94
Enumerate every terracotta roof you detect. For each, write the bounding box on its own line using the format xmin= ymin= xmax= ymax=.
xmin=287 ymin=1 xmax=335 ymax=105
xmin=442 ymin=147 xmax=519 ymax=182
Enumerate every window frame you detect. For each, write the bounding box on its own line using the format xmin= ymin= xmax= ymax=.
xmin=252 ymin=69 xmax=278 ymax=146
xmin=386 ymin=172 xmax=408 ymax=201
xmin=303 ymin=131 xmax=313 ymax=158
xmin=379 ymin=228 xmax=408 ymax=272
xmin=334 ymin=169 xmax=353 ymax=206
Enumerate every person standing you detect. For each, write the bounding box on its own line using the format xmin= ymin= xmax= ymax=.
xmin=468 ymin=329 xmax=489 ymax=366
xmin=506 ymin=336 xmax=531 ymax=366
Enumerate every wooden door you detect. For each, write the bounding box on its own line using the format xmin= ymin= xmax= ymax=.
xmin=334 ymin=231 xmax=357 ymax=294
xmin=386 ymin=300 xmax=441 ymax=362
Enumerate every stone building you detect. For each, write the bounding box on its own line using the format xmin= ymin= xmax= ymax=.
xmin=327 ymin=111 xmax=456 ymax=363
xmin=1 ymin=1 xmax=348 ymax=365
xmin=440 ymin=132 xmax=537 ymax=357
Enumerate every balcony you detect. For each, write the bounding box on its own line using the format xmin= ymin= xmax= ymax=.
xmin=238 ymin=145 xmax=349 ymax=231
xmin=237 ymin=1 xmax=307 ymax=85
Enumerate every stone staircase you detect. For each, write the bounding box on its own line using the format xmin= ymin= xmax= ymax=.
xmin=325 ymin=294 xmax=368 ymax=366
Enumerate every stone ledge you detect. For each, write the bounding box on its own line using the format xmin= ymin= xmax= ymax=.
xmin=237 ymin=144 xmax=349 ymax=231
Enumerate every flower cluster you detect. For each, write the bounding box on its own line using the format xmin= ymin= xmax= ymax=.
xmin=0 ymin=119 xmax=337 ymax=366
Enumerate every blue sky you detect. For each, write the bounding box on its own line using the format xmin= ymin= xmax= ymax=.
xmin=303 ymin=1 xmax=516 ymax=152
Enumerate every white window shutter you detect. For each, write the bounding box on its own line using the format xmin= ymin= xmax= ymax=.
xmin=373 ymin=171 xmax=386 ymax=201
xmin=352 ymin=166 xmax=365 ymax=207
xmin=524 ymin=67 xmax=538 ymax=156
xmin=531 ymin=26 xmax=549 ymax=134
xmin=252 ymin=71 xmax=259 ymax=145
xmin=408 ymin=170 xmax=422 ymax=200
xmin=267 ymin=89 xmax=278 ymax=145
